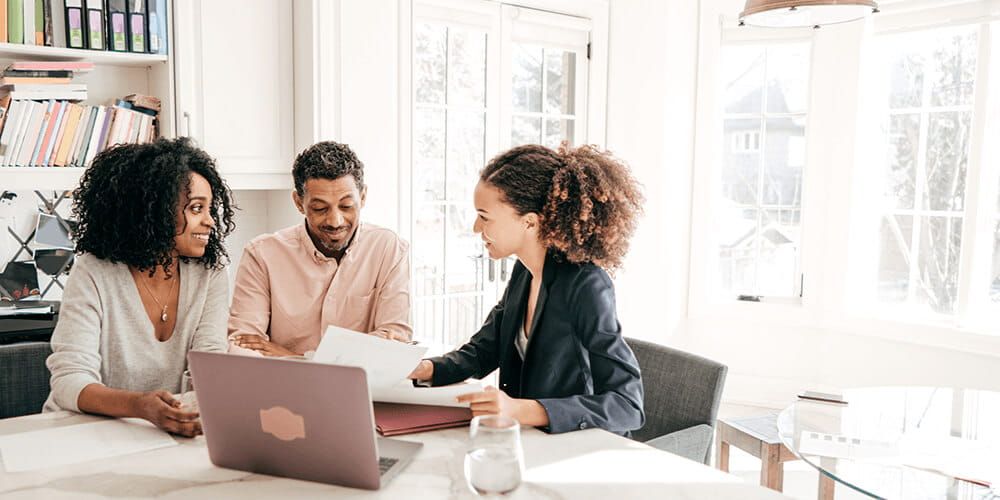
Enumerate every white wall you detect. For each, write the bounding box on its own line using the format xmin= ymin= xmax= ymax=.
xmin=606 ymin=0 xmax=699 ymax=345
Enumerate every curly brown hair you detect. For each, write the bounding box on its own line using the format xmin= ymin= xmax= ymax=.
xmin=480 ymin=143 xmax=643 ymax=270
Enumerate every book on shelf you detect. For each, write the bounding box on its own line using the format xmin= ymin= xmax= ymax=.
xmin=0 ymin=95 xmax=158 ymax=168
xmin=148 ymin=0 xmax=166 ymax=55
xmin=3 ymin=83 xmax=87 ymax=91
xmin=21 ymin=0 xmax=33 ymax=46
xmin=3 ymin=89 xmax=86 ymax=100
xmin=9 ymin=61 xmax=93 ymax=72
xmin=8 ymin=0 xmax=23 ymax=44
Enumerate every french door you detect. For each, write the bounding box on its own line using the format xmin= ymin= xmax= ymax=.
xmin=409 ymin=0 xmax=591 ymax=346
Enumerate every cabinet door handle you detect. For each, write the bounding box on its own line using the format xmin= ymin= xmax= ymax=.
xmin=500 ymin=258 xmax=509 ymax=281
xmin=183 ymin=111 xmax=193 ymax=138
xmin=488 ymin=258 xmax=496 ymax=282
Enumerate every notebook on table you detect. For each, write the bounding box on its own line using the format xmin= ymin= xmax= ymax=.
xmin=373 ymin=402 xmax=472 ymax=436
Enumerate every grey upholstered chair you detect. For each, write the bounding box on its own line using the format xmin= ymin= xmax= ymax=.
xmin=625 ymin=337 xmax=727 ymax=465
xmin=0 ymin=342 xmax=52 ymax=419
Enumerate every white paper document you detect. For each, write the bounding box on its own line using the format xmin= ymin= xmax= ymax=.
xmin=313 ymin=326 xmax=485 ymax=407
xmin=313 ymin=325 xmax=428 ymax=388
xmin=0 ymin=418 xmax=177 ymax=472
xmin=373 ymin=380 xmax=485 ymax=408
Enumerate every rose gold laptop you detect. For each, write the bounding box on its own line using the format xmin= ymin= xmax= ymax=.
xmin=187 ymin=351 xmax=422 ymax=490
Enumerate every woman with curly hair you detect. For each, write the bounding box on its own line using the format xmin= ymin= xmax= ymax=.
xmin=409 ymin=144 xmax=645 ymax=435
xmin=44 ymin=137 xmax=236 ymax=437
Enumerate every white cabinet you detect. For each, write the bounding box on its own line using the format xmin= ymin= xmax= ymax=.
xmin=173 ymin=0 xmax=294 ymax=189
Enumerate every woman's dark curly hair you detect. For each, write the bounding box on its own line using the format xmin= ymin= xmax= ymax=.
xmin=71 ymin=137 xmax=237 ymax=275
xmin=292 ymin=141 xmax=365 ymax=195
xmin=480 ymin=143 xmax=643 ymax=271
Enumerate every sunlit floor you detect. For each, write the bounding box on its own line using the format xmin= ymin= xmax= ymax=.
xmin=717 ymin=403 xmax=870 ymax=500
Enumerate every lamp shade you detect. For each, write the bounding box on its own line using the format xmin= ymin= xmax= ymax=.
xmin=740 ymin=0 xmax=878 ymax=28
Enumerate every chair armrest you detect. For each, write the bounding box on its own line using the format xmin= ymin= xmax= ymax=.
xmin=645 ymin=423 xmax=714 ymax=465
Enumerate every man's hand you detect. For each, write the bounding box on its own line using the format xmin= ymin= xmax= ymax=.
xmin=231 ymin=334 xmax=298 ymax=357
xmin=455 ymin=386 xmax=549 ymax=427
xmin=408 ymin=360 xmax=434 ymax=381
xmin=130 ymin=390 xmax=202 ymax=437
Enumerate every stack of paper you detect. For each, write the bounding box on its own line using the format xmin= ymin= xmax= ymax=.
xmin=313 ymin=326 xmax=482 ymax=407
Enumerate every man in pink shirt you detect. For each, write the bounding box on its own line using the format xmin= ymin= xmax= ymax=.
xmin=229 ymin=142 xmax=411 ymax=356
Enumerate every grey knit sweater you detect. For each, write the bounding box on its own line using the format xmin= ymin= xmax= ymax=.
xmin=44 ymin=253 xmax=229 ymax=412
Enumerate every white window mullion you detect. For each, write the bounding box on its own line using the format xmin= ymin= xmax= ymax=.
xmin=959 ymin=21 xmax=1000 ymax=325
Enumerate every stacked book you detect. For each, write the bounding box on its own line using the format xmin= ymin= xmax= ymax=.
xmin=0 ymin=60 xmax=92 ymax=101
xmin=0 ymin=93 xmax=159 ymax=168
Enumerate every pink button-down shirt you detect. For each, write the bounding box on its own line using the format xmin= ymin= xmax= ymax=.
xmin=227 ymin=223 xmax=412 ymax=354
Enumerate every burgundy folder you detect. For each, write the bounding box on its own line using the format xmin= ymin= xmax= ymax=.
xmin=373 ymin=402 xmax=472 ymax=436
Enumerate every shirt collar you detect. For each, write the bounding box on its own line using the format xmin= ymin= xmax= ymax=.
xmin=298 ymin=221 xmax=364 ymax=264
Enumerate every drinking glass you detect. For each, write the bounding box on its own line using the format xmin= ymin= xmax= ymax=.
xmin=178 ymin=368 xmax=197 ymax=412
xmin=464 ymin=415 xmax=524 ymax=496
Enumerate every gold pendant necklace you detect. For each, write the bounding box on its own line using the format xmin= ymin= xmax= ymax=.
xmin=138 ymin=269 xmax=178 ymax=323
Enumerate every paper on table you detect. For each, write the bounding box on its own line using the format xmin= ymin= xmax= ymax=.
xmin=312 ymin=325 xmax=428 ymax=389
xmin=0 ymin=418 xmax=177 ymax=472
xmin=372 ymin=380 xmax=485 ymax=408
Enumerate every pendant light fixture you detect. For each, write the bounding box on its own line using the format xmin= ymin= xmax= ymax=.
xmin=739 ymin=0 xmax=879 ymax=29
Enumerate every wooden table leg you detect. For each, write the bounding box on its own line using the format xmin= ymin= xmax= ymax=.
xmin=760 ymin=443 xmax=784 ymax=491
xmin=716 ymin=434 xmax=730 ymax=472
xmin=818 ymin=470 xmax=835 ymax=500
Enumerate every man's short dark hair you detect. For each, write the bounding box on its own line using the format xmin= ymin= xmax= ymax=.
xmin=292 ymin=141 xmax=366 ymax=195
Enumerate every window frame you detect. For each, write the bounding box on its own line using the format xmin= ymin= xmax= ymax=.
xmin=689 ymin=0 xmax=1000 ymax=349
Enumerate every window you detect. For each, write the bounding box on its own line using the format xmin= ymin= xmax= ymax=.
xmin=718 ymin=43 xmax=810 ymax=298
xmin=511 ymin=45 xmax=578 ymax=148
xmin=874 ymin=26 xmax=978 ymax=317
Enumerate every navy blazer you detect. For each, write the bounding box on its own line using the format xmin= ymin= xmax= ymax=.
xmin=428 ymin=252 xmax=645 ymax=435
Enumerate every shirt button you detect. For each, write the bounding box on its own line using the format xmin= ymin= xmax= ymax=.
xmin=579 ymin=422 xmax=588 ymax=430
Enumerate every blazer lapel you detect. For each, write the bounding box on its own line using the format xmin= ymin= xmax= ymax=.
xmin=499 ymin=262 xmax=529 ymax=367
xmin=522 ymin=252 xmax=557 ymax=362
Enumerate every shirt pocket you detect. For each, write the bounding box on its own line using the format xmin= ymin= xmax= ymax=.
xmin=335 ymin=291 xmax=376 ymax=333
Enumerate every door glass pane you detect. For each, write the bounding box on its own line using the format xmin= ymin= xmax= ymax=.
xmin=413 ymin=298 xmax=444 ymax=344
xmin=447 ymin=295 xmax=483 ymax=345
xmin=413 ymin=205 xmax=445 ymax=296
xmin=447 ymin=28 xmax=487 ymax=107
xmin=512 ymin=44 xmax=543 ymax=112
xmin=543 ymin=118 xmax=573 ymax=149
xmin=447 ymin=110 xmax=485 ymax=203
xmin=415 ymin=23 xmax=446 ymax=105
xmin=414 ymin=108 xmax=446 ymax=201
xmin=512 ymin=116 xmax=541 ymax=146
xmin=544 ymin=50 xmax=575 ymax=114
xmin=923 ymin=111 xmax=970 ymax=212
xmin=447 ymin=205 xmax=483 ymax=294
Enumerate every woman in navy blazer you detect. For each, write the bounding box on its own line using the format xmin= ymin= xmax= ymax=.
xmin=409 ymin=144 xmax=645 ymax=435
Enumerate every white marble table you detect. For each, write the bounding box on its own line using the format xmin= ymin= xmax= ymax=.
xmin=0 ymin=412 xmax=791 ymax=499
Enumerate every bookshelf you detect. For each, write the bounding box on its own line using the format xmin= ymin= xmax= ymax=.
xmin=0 ymin=43 xmax=168 ymax=68
xmin=0 ymin=0 xmax=294 ymax=191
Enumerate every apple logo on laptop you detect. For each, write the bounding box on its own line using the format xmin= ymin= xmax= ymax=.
xmin=259 ymin=406 xmax=306 ymax=441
